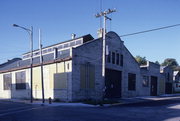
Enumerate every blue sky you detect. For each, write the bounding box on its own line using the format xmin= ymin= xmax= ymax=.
xmin=0 ymin=0 xmax=180 ymax=64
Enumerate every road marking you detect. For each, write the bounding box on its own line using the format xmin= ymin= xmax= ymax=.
xmin=0 ymin=106 xmax=33 ymax=112
xmin=0 ymin=106 xmax=45 ymax=117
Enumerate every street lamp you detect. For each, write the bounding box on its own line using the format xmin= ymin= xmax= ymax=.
xmin=13 ymin=24 xmax=33 ymax=103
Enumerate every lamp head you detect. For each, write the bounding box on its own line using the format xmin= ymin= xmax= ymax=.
xmin=12 ymin=24 xmax=19 ymax=27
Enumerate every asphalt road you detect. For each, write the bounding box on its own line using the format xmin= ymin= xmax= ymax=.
xmin=0 ymin=97 xmax=180 ymax=121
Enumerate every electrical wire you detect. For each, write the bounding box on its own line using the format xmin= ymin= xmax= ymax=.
xmin=120 ymin=24 xmax=180 ymax=37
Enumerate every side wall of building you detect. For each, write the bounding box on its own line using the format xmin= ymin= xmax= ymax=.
xmin=105 ymin=32 xmax=142 ymax=98
xmin=140 ymin=62 xmax=162 ymax=96
xmin=72 ymin=39 xmax=103 ymax=101
xmin=0 ymin=61 xmax=72 ymax=101
xmin=72 ymin=31 xmax=143 ymax=100
xmin=0 ymin=69 xmax=30 ymax=99
xmin=122 ymin=47 xmax=142 ymax=98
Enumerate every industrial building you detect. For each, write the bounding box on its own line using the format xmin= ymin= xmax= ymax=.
xmin=0 ymin=31 xmax=175 ymax=101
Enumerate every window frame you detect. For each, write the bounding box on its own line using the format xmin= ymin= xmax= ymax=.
xmin=142 ymin=75 xmax=149 ymax=87
xmin=15 ymin=71 xmax=26 ymax=90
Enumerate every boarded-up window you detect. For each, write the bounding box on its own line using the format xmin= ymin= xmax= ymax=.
xmin=142 ymin=75 xmax=149 ymax=87
xmin=3 ymin=73 xmax=12 ymax=90
xmin=54 ymin=73 xmax=67 ymax=89
xmin=16 ymin=71 xmax=26 ymax=90
xmin=128 ymin=73 xmax=136 ymax=91
xmin=80 ymin=64 xmax=95 ymax=89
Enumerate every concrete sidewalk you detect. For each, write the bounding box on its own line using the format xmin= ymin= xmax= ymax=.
xmin=1 ymin=93 xmax=180 ymax=107
xmin=5 ymin=99 xmax=95 ymax=107
xmin=119 ymin=93 xmax=180 ymax=105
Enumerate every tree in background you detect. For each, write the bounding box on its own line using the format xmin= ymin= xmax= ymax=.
xmin=161 ymin=58 xmax=179 ymax=70
xmin=155 ymin=61 xmax=160 ymax=65
xmin=135 ymin=55 xmax=147 ymax=65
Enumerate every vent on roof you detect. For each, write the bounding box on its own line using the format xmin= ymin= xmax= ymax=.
xmin=97 ymin=28 xmax=103 ymax=38
xmin=71 ymin=33 xmax=76 ymax=39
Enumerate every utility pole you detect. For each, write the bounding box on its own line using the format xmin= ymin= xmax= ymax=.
xmin=95 ymin=9 xmax=116 ymax=77
xmin=95 ymin=9 xmax=116 ymax=100
xmin=39 ymin=29 xmax=45 ymax=103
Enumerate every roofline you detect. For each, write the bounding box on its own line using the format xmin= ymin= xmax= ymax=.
xmin=0 ymin=57 xmax=72 ymax=74
xmin=23 ymin=34 xmax=93 ymax=55
xmin=0 ymin=58 xmax=22 ymax=67
xmin=73 ymin=37 xmax=101 ymax=49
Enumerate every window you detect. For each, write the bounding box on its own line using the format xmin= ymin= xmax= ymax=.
xmin=112 ymin=52 xmax=115 ymax=64
xmin=43 ymin=49 xmax=47 ymax=54
xmin=3 ymin=74 xmax=12 ymax=90
xmin=120 ymin=54 xmax=123 ymax=66
xmin=23 ymin=54 xmax=30 ymax=59
xmin=176 ymin=84 xmax=178 ymax=88
xmin=142 ymin=76 xmax=149 ymax=87
xmin=16 ymin=71 xmax=26 ymax=90
xmin=58 ymin=49 xmax=70 ymax=59
xmin=70 ymin=41 xmax=76 ymax=46
xmin=64 ymin=43 xmax=69 ymax=48
xmin=34 ymin=52 xmax=39 ymax=56
xmin=107 ymin=51 xmax=111 ymax=63
xmin=128 ymin=73 xmax=136 ymax=90
xmin=47 ymin=48 xmax=52 ymax=52
xmin=76 ymin=40 xmax=82 ymax=45
xmin=58 ymin=45 xmax=63 ymax=49
xmin=116 ymin=53 xmax=120 ymax=65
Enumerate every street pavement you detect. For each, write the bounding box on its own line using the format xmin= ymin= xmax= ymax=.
xmin=0 ymin=95 xmax=180 ymax=121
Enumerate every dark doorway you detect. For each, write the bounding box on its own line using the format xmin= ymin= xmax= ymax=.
xmin=150 ymin=76 xmax=158 ymax=96
xmin=105 ymin=69 xmax=122 ymax=98
xmin=165 ymin=82 xmax=173 ymax=94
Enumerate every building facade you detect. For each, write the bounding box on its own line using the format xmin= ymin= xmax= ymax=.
xmin=0 ymin=31 xmax=174 ymax=101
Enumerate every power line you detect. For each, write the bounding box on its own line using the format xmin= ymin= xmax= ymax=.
xmin=120 ymin=24 xmax=180 ymax=37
